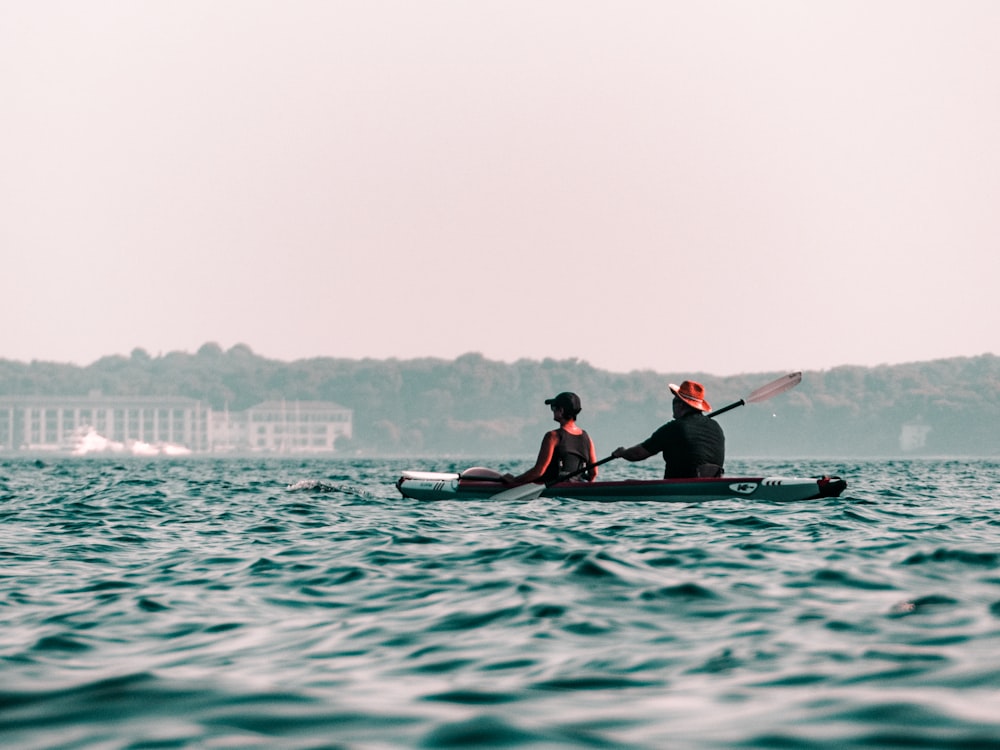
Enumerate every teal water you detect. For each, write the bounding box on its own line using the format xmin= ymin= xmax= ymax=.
xmin=1 ymin=457 xmax=999 ymax=749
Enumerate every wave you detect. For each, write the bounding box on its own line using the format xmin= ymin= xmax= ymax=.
xmin=67 ymin=427 xmax=192 ymax=457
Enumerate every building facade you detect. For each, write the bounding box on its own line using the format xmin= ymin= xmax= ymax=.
xmin=211 ymin=400 xmax=353 ymax=453
xmin=0 ymin=395 xmax=352 ymax=455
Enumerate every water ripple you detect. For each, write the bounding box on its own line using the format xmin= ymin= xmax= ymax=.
xmin=1 ymin=457 xmax=999 ymax=748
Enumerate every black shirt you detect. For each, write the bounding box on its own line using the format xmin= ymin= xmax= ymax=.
xmin=640 ymin=413 xmax=725 ymax=478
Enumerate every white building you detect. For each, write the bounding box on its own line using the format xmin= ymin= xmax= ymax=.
xmin=0 ymin=396 xmax=352 ymax=455
xmin=210 ymin=400 xmax=353 ymax=453
xmin=0 ymin=395 xmax=209 ymax=453
xmin=899 ymin=418 xmax=932 ymax=452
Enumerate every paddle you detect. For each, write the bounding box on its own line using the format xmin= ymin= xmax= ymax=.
xmin=488 ymin=371 xmax=803 ymax=502
xmin=487 ymin=455 xmax=618 ymax=502
xmin=707 ymin=371 xmax=802 ymax=418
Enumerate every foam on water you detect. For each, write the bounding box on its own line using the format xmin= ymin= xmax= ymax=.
xmin=66 ymin=427 xmax=193 ymax=457
xmin=1 ymin=457 xmax=998 ymax=749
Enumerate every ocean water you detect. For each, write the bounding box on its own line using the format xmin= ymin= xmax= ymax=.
xmin=1 ymin=456 xmax=999 ymax=749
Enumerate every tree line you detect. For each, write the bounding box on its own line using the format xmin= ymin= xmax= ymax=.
xmin=2 ymin=344 xmax=998 ymax=457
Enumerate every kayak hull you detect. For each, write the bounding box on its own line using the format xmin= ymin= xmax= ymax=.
xmin=396 ymin=469 xmax=848 ymax=503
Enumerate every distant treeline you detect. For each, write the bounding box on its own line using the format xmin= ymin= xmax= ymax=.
xmin=2 ymin=344 xmax=999 ymax=457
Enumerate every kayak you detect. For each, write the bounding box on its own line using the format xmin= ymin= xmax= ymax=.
xmin=396 ymin=467 xmax=848 ymax=503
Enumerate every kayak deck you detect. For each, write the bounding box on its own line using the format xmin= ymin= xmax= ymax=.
xmin=396 ymin=468 xmax=848 ymax=503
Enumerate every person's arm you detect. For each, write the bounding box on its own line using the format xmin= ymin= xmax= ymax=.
xmin=503 ymin=431 xmax=558 ymax=485
xmin=611 ymin=443 xmax=653 ymax=462
xmin=586 ymin=436 xmax=599 ymax=481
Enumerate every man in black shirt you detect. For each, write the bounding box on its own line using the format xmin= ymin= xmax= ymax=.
xmin=612 ymin=380 xmax=725 ymax=478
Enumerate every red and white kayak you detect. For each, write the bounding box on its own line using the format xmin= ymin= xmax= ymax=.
xmin=396 ymin=467 xmax=848 ymax=503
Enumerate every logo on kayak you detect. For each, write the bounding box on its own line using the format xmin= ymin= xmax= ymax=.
xmin=729 ymin=482 xmax=758 ymax=494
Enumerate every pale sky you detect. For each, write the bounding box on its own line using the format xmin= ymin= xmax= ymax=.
xmin=2 ymin=1 xmax=998 ymax=376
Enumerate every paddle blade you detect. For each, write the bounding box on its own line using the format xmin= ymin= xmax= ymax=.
xmin=488 ymin=482 xmax=547 ymax=502
xmin=746 ymin=371 xmax=802 ymax=404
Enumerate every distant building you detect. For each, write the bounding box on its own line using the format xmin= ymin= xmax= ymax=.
xmin=0 ymin=395 xmax=352 ymax=455
xmin=0 ymin=395 xmax=209 ymax=453
xmin=900 ymin=418 xmax=931 ymax=452
xmin=210 ymin=400 xmax=353 ymax=453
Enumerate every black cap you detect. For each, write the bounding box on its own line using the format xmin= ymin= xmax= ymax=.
xmin=544 ymin=391 xmax=582 ymax=415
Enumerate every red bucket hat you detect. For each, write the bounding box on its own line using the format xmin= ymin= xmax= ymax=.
xmin=669 ymin=380 xmax=711 ymax=412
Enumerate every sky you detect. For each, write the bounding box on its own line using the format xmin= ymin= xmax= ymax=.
xmin=2 ymin=1 xmax=998 ymax=377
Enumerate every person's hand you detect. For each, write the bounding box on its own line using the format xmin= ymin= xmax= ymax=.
xmin=611 ymin=446 xmax=626 ymax=458
xmin=501 ymin=473 xmax=517 ymax=486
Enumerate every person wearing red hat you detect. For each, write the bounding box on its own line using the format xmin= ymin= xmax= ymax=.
xmin=611 ymin=380 xmax=725 ymax=478
xmin=501 ymin=391 xmax=599 ymax=486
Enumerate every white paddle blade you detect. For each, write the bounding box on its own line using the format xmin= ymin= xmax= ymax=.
xmin=746 ymin=371 xmax=802 ymax=404
xmin=488 ymin=482 xmax=547 ymax=502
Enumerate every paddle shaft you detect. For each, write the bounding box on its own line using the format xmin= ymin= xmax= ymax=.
xmin=546 ymin=401 xmax=739 ymax=485
xmin=484 ymin=454 xmax=616 ymax=502
xmin=707 ymin=399 xmax=744 ymax=419
xmin=547 ymin=373 xmax=800 ymax=484
xmin=544 ymin=454 xmax=616 ymax=486
xmin=489 ymin=371 xmax=802 ymax=499
xmin=706 ymin=372 xmax=801 ymax=419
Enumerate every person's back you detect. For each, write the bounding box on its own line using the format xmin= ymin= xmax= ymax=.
xmin=643 ymin=410 xmax=724 ymax=478
xmin=543 ymin=428 xmax=594 ymax=483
